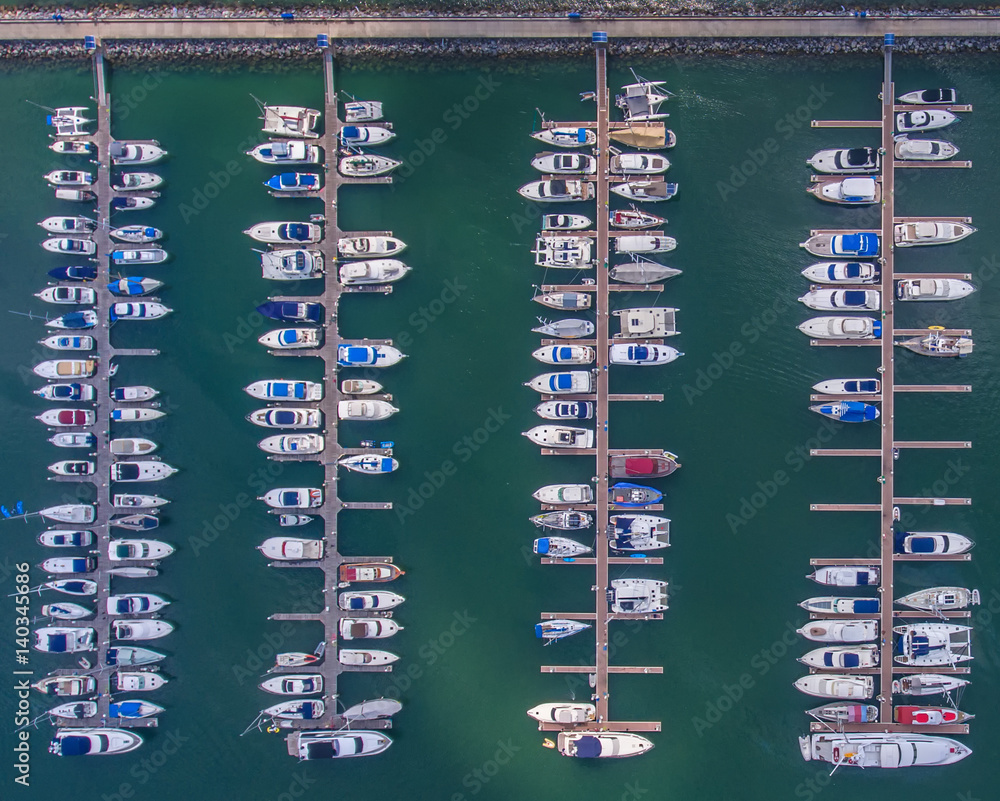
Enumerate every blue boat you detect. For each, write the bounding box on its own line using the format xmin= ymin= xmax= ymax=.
xmin=264 ymin=172 xmax=321 ymax=192
xmin=609 ymin=483 xmax=663 ymax=507
xmin=48 ymin=265 xmax=97 ymax=282
xmin=809 ymin=401 xmax=880 ymax=423
xmin=108 ymin=277 xmax=163 ymax=296
xmin=109 ymin=700 xmax=164 ymax=719
xmin=257 ymin=301 xmax=323 ymax=324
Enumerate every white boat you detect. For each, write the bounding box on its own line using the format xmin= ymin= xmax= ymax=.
xmin=113 ymin=494 xmax=168 ymax=509
xmin=49 ymin=728 xmax=143 ymax=756
xmin=533 ymin=537 xmax=592 ymax=557
xmin=812 ymin=378 xmax=881 ymax=395
xmin=246 ymin=140 xmax=321 ymax=164
xmin=42 ymin=602 xmax=93 ymax=620
xmin=54 ymin=188 xmax=96 ymax=203
xmin=898 ymin=88 xmax=956 ymax=105
xmin=244 ymin=380 xmax=323 ymax=402
xmin=111 ymin=249 xmax=168 ymax=265
xmin=39 ymin=504 xmax=95 ymax=524
xmin=896 ymin=278 xmax=975 ymax=301
xmin=897 ymin=587 xmax=979 ymax=612
xmin=38 ymin=530 xmax=94 ymax=548
xmin=610 ymin=261 xmax=681 ymax=284
xmin=258 ymin=537 xmax=325 ymax=561
xmin=32 ymin=674 xmax=96 ymax=697
xmin=111 ymin=196 xmax=154 ymax=211
xmin=111 ymin=172 xmax=163 ymax=192
xmin=289 ymin=730 xmax=392 ymax=759
xmin=48 ymin=460 xmax=95 ymax=476
xmin=40 ymin=335 xmax=94 ymax=352
xmin=110 ymin=438 xmax=158 ymax=456
xmin=798 ymin=289 xmax=880 ymax=311
xmin=258 ymin=328 xmax=322 ymax=350
xmin=896 ymin=109 xmax=957 ymax=132
xmin=34 ymin=627 xmax=96 ymax=653
xmin=339 ymin=591 xmax=405 ymax=611
xmin=108 ymin=539 xmax=175 ymax=561
xmin=42 ymin=579 xmax=97 ymax=595
xmin=797 ymin=620 xmax=878 ymax=643
xmin=809 ymin=566 xmax=879 ymax=587
xmin=542 ymin=214 xmax=591 ymax=231
xmin=526 ymin=703 xmax=596 ymax=724
xmin=111 ymin=461 xmax=176 ymax=482
xmin=614 ymin=307 xmax=678 ymax=338
xmin=49 ymin=432 xmax=97 ymax=449
xmin=896 ymin=329 xmax=974 ymax=358
xmin=110 ymin=142 xmax=167 ymax=165
xmin=532 ymin=318 xmax=595 ymax=339
xmin=45 ymin=170 xmax=94 ymax=187
xmin=531 ymin=127 xmax=596 ymax=148
xmin=895 ymin=220 xmax=977 ymax=247
xmin=894 ymin=623 xmax=972 ymax=666
xmin=799 ymin=732 xmax=971 ymax=768
xmin=337 ymin=344 xmax=406 ymax=368
xmin=114 ymin=671 xmax=168 ymax=692
xmin=337 ymin=236 xmax=407 ymax=258
xmin=338 ymin=154 xmax=401 ymax=177
xmin=261 ymin=249 xmax=323 ymax=280
xmin=34 ymin=381 xmax=95 ymax=400
xmin=247 ymin=408 xmax=321 ymax=429
xmin=49 ymin=701 xmax=98 ymax=718
xmin=260 ymin=488 xmax=323 ymax=509
xmin=40 ymin=557 xmax=96 ymax=574
xmin=800 ymin=232 xmax=880 ymax=258
xmin=794 ymin=675 xmax=873 ymax=699
xmin=610 ymin=152 xmax=670 ymax=174
xmin=110 ymin=226 xmax=163 ymax=243
xmin=338 ymin=454 xmax=399 ymax=475
xmin=806 ymin=147 xmax=879 ymax=175
xmin=260 ymin=673 xmax=323 ymax=695
xmin=340 ymin=125 xmax=394 ymax=147
xmin=37 ymin=408 xmax=95 ymax=427
xmin=344 ymin=100 xmax=383 ymax=122
xmin=518 ymin=179 xmax=594 ymax=202
xmin=611 ymin=208 xmax=666 ymax=229
xmin=894 ymin=136 xmax=959 ymax=161
xmin=338 ymin=649 xmax=399 ymax=666
xmin=522 ymin=425 xmax=593 ymax=449
xmin=38 ymin=216 xmax=96 ymax=234
xmin=616 ymin=78 xmax=671 ymax=122
xmin=610 ymin=180 xmax=677 ymax=202
xmin=797 ymin=316 xmax=880 ymax=340
xmin=112 ymin=620 xmax=174 ymax=641
xmin=262 ymin=699 xmax=325 ymax=720
xmin=535 ymin=400 xmax=594 ymax=420
xmin=532 ymin=345 xmax=595 ymax=365
xmin=258 ymin=434 xmax=324 ymax=455
xmin=807 ymin=176 xmax=880 ymax=205
xmin=111 ymin=302 xmax=172 ymax=321
xmin=893 ymin=674 xmax=970 ymax=697
xmin=341 ymin=379 xmax=382 ymax=395
xmin=896 ymin=531 xmax=974 ymax=555
xmin=530 ymin=152 xmax=597 ymax=174
xmin=609 ymin=343 xmax=682 ymax=365
xmin=50 ymin=140 xmax=94 ymax=155
xmin=534 ymin=484 xmax=594 ymax=504
xmin=339 ymin=258 xmax=411 ymax=285
xmin=536 ymin=619 xmax=591 ymax=641
xmin=340 ymin=698 xmax=403 ymax=722
xmin=614 ymin=235 xmax=675 ymax=254
xmin=339 ymin=618 xmax=403 ymax=640
xmin=338 ymin=400 xmax=399 ymax=421
xmin=533 ymin=236 xmax=593 ymax=269
xmin=801 ymin=261 xmax=879 ymax=285
xmin=107 ymin=594 xmax=169 ymax=615
xmin=111 ymin=408 xmax=166 ymax=422
xmin=110 ymin=275 xmax=163 ymax=296
xmin=42 ymin=238 xmax=96 ymax=255
xmin=111 ymin=386 xmax=159 ymax=402
xmin=262 ymin=105 xmax=320 ymax=139
xmin=244 ymin=221 xmax=322 ymax=244
xmin=531 ymin=510 xmax=592 ymax=530
xmin=609 ymin=578 xmax=668 ymax=613
xmin=525 ymin=371 xmax=593 ymax=394
xmin=45 ymin=310 xmax=97 ymax=330
xmin=556 ymin=732 xmax=653 ymax=759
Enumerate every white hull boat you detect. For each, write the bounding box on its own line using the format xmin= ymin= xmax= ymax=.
xmin=113 ymin=494 xmax=168 ymax=509
xmin=111 ymin=386 xmax=159 ymax=402
xmin=49 ymin=433 xmax=97 ymax=449
xmin=111 ymin=249 xmax=168 ymax=265
xmin=39 ymin=504 xmax=95 ymax=524
xmin=533 ymin=484 xmax=594 ymax=504
xmin=49 ymin=701 xmax=98 ymax=719
xmin=337 ymin=236 xmax=407 ymax=258
xmin=38 ymin=216 xmax=96 ymax=235
xmin=42 ymin=237 xmax=96 ymax=256
xmin=896 ymin=329 xmax=974 ymax=358
xmin=112 ymin=620 xmax=174 ymax=640
xmin=533 ymin=536 xmax=592 ymax=558
xmin=896 ymin=278 xmax=975 ymax=301
xmin=49 ymin=728 xmax=143 ymax=756
xmin=108 ymin=539 xmax=175 ymax=561
xmin=42 ymin=602 xmax=93 ymax=620
xmin=610 ymin=261 xmax=680 ymax=284
xmin=111 ymin=408 xmax=166 ymax=422
xmin=110 ymin=226 xmax=163 ymax=243
xmin=893 ymin=674 xmax=970 ymax=697
xmin=809 ymin=566 xmax=879 ymax=586
xmin=34 ymin=381 xmax=95 ymax=399
xmin=799 ymin=289 xmax=880 ymax=311
xmin=896 ymin=531 xmax=974 ymax=555
xmin=531 ymin=127 xmax=596 ymax=148
xmin=37 ymin=409 xmax=95 ymax=427
xmin=610 ymin=153 xmax=670 ymax=174
xmin=45 ymin=170 xmax=94 ymax=187
xmin=337 ymin=344 xmax=406 ymax=368
xmin=338 ymin=591 xmax=405 ymax=611
xmin=338 ymin=649 xmax=399 ymax=667
xmin=807 ymin=176 xmax=880 ymax=205
xmin=38 ymin=530 xmax=94 ymax=548
xmin=111 ymin=142 xmax=167 ymax=164
xmin=556 ymin=732 xmax=653 ymax=759
xmin=247 ymin=140 xmax=321 ymax=164
xmin=339 ymin=454 xmax=399 ymax=474
xmin=897 ymin=587 xmax=979 ymax=612
xmin=799 ymin=732 xmax=971 ymax=768
xmin=244 ymin=221 xmax=322 ymax=244
xmin=339 ymin=618 xmax=403 ymax=640
xmin=611 ymin=208 xmax=667 ymax=230
xmin=608 ymin=515 xmax=671 ymax=551
xmin=542 ymin=213 xmax=591 ymax=231
xmin=798 ymin=316 xmax=880 ymax=340
xmin=109 ymin=438 xmax=158 ymax=456
xmin=812 ymin=378 xmax=881 ymax=395
xmin=338 ymin=400 xmax=399 ymax=421
xmin=111 ymin=461 xmax=176 ymax=482
xmin=522 ymin=425 xmax=593 ymax=449
xmin=794 ymin=675 xmax=873 ymax=699
xmin=261 ymin=105 xmax=320 ymax=139
xmin=800 ymin=232 xmax=880 ymax=258
xmin=339 ymin=258 xmax=410 ymax=285
xmin=258 ymin=328 xmax=322 ymax=350
xmin=895 ymin=220 xmax=976 ymax=247
xmin=344 ymin=100 xmax=383 ymax=122
xmin=341 ymin=380 xmax=382 ymax=395
xmin=261 ymin=249 xmax=323 ymax=280
xmin=797 ymin=620 xmax=878 ymax=643
xmin=526 ymin=703 xmax=596 ymax=724
xmin=525 ymin=371 xmax=593 ymax=394
xmin=34 ymin=627 xmax=96 ymax=653
xmin=530 ymin=152 xmax=597 ymax=174
xmin=288 ymin=730 xmax=392 ymax=759
xmin=107 ymin=594 xmax=169 ymax=615
xmin=614 ymin=235 xmax=675 ymax=254
xmin=258 ymin=537 xmax=325 ymax=561
xmin=609 ymin=578 xmax=668 ymax=613
xmin=898 ymin=89 xmax=956 ymax=105
xmin=260 ymin=488 xmax=323 ymax=509
xmin=535 ymin=400 xmax=594 ymax=420
xmin=894 ymin=137 xmax=959 ymax=161
xmin=339 ymin=125 xmax=394 ymax=147
xmin=610 ymin=180 xmax=677 ymax=202
xmin=801 ymin=261 xmax=879 ymax=285
xmin=338 ymin=154 xmax=401 ymax=177
xmin=33 ymin=674 xmax=96 ymax=697
xmin=48 ymin=460 xmax=95 ymax=476
xmin=263 ymin=700 xmax=325 ymax=720
xmin=244 ymin=380 xmax=322 ymax=402
xmin=115 ymin=672 xmax=168 ymax=692
xmin=260 ymin=674 xmax=323 ymax=695
xmin=609 ymin=343 xmax=682 ymax=365
xmin=894 ymin=623 xmax=972 ymax=666
xmin=247 ymin=408 xmax=321 ymax=429
xmin=896 ymin=109 xmax=958 ymax=132
xmin=532 ymin=345 xmax=595 ymax=365
xmin=112 ymin=173 xmax=163 ymax=192
xmin=258 ymin=434 xmax=324 ymax=455
xmin=518 ymin=179 xmax=594 ymax=203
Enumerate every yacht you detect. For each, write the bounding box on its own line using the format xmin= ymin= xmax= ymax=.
xmin=799 ymin=732 xmax=971 ymax=768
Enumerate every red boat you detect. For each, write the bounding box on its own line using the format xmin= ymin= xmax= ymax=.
xmin=893 ymin=706 xmax=974 ymax=725
xmin=609 ymin=453 xmax=680 ymax=478
xmin=610 ymin=208 xmax=666 ymax=230
xmin=338 ymin=562 xmax=404 ymax=584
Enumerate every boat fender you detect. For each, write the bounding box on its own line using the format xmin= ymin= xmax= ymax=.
xmin=542 ymin=739 xmax=556 ymax=749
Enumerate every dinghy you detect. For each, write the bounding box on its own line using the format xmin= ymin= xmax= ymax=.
xmin=247 ymin=140 xmax=321 ymax=164
xmin=556 ymin=732 xmax=653 ymax=759
xmin=610 ymin=181 xmax=677 ymax=202
xmin=108 ymin=539 xmax=174 ymax=561
xmin=896 ymin=278 xmax=975 ymax=301
xmin=530 ymin=511 xmax=593 ymax=530
xmin=531 ymin=127 xmax=596 ymax=148
xmin=258 ymin=328 xmax=322 ymax=350
xmin=339 ymin=454 xmax=399 ymax=474
xmin=533 ymin=292 xmax=592 ymax=311
xmin=259 ymin=488 xmax=323 ymax=509
xmin=42 ymin=238 xmax=96 ymax=256
xmin=531 ymin=152 xmax=597 ymax=174
xmin=338 ymin=591 xmax=406 ymax=611
xmin=797 ymin=620 xmax=878 ymax=643
xmin=49 ymin=728 xmax=143 ymax=756
xmin=794 ymin=676 xmax=874 ymax=699
xmin=522 ymin=425 xmax=594 ymax=449
xmin=800 ymin=232 xmax=880 ymax=258
xmin=808 ymin=566 xmax=879 ymax=586
xmin=338 ymin=154 xmax=401 ymax=177
xmin=337 ymin=344 xmax=406 ymax=368
xmin=108 ymin=277 xmax=163 ymax=296
xmin=533 ymin=484 xmax=594 ymax=504
xmin=258 ymin=537 xmax=325 ymax=561
xmin=896 ymin=328 xmax=973 ymax=358
xmin=609 ymin=344 xmax=682 ymax=365
xmin=800 ymin=261 xmax=879 ymax=285
xmin=246 ymin=408 xmax=322 ymax=429
xmin=518 ymin=179 xmax=595 ymax=203
xmin=608 ymin=578 xmax=668 ymax=613
xmin=534 ymin=401 xmax=594 ymax=420
xmin=542 ymin=214 xmax=591 ymax=231
xmin=338 ymin=649 xmax=400 ymax=666
xmin=536 ymin=619 xmax=591 ymax=642
xmin=532 ymin=318 xmax=595 ymax=339
xmin=339 ymin=259 xmax=411 ymax=285
xmin=797 ymin=316 xmax=880 ymax=340
xmin=807 ymin=147 xmax=880 ymax=174
xmin=110 ymin=226 xmax=163 ymax=243
xmin=896 ymin=109 xmax=957 ymax=132
xmin=525 ymin=371 xmax=594 ymax=394
xmin=111 ymin=173 xmax=163 ymax=192
xmin=533 ymin=537 xmax=593 ymax=558
xmin=894 ymin=137 xmax=959 ymax=161
xmin=258 ymin=434 xmax=324 ymax=455
xmin=809 ymin=401 xmax=879 ymax=423
xmin=244 ymin=380 xmax=323 ymax=401
xmin=339 ymin=125 xmax=395 ymax=147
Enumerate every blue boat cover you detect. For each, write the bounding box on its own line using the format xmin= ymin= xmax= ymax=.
xmin=59 ymin=736 xmax=92 ymax=756
xmin=303 ymin=702 xmax=317 ymax=720
xmin=349 ymin=597 xmax=365 ymax=609
xmin=630 ymin=346 xmax=649 ymax=360
xmin=115 ymin=599 xmax=131 ymax=614
xmin=536 ymin=538 xmax=551 ymax=554
xmin=843 ymin=290 xmax=868 ymax=306
xmin=69 ymin=559 xmax=88 ymax=571
xmin=144 ymin=228 xmax=156 ymax=237
xmin=301 ymin=175 xmax=318 ymax=187
xmin=844 ymin=262 xmax=863 ymax=277
xmin=854 ymin=599 xmax=879 ymax=613
xmin=909 ymin=537 xmax=935 ymax=554
xmin=614 ymin=516 xmax=635 ymax=533
xmin=843 ymin=653 xmax=861 ymax=668
xmin=552 ymin=374 xmax=573 ymax=390
xmin=341 ymin=347 xmax=371 ymax=365
xmin=287 ymin=224 xmax=309 ymax=240
xmin=62 ymin=581 xmax=89 ymax=594
xmin=534 ymin=624 xmax=545 ymax=638
xmin=910 ymin=635 xmax=931 ymax=656
xmin=342 ymin=126 xmax=360 ymax=138
xmin=284 ymin=330 xmax=301 ymax=343
xmin=272 ymin=384 xmax=290 ymax=397
xmin=556 ymin=347 xmax=572 ymax=361
xmin=273 ymin=411 xmax=296 ymax=424
xmin=280 ymin=491 xmax=298 ymax=506
xmin=856 ymin=571 xmax=873 ymax=585
xmin=110 ymin=701 xmax=143 ymax=718
xmin=574 ymin=736 xmax=602 ymax=758
xmin=576 ymin=128 xmax=587 ymax=143
xmin=278 ymin=172 xmax=297 ymax=187
xmin=48 ymin=634 xmax=69 ymax=653
xmin=873 ymin=320 xmax=882 ymax=338
xmin=379 ymin=458 xmax=393 ymax=471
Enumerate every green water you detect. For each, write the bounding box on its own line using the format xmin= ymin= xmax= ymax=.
xmin=1 ymin=52 xmax=998 ymax=801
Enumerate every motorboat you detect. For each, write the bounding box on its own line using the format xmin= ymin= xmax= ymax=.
xmin=339 ymin=258 xmax=411 ymax=285
xmin=244 ymin=380 xmax=322 ymax=402
xmin=518 ymin=179 xmax=595 ymax=202
xmin=533 ymin=236 xmax=593 ymax=269
xmin=245 ymin=221 xmax=322 ymax=245
xmin=341 ymin=698 xmax=403 ymax=722
xmin=109 ymin=141 xmax=166 ymax=165
xmin=48 ymin=265 xmax=97 ymax=281
xmin=258 ymin=328 xmax=322 ymax=350
xmin=111 ymin=408 xmax=166 ymax=422
xmin=894 ymin=706 xmax=974 ymax=725
xmin=338 ymin=400 xmax=399 ymax=421
xmin=38 ymin=216 xmax=96 ymax=234
xmin=896 ymin=328 xmax=974 ymax=358
xmin=50 ymin=140 xmax=94 ymax=155
xmin=609 ymin=483 xmax=662 ymax=507
xmin=338 ymin=154 xmax=401 ymax=177
xmin=114 ymin=671 xmax=168 ymax=692
xmin=109 ymin=514 xmax=160 ymax=531
xmin=49 ymin=729 xmax=143 ymax=756
xmin=42 ymin=238 xmax=97 ymax=256
xmin=609 ymin=122 xmax=673 ymax=149
xmin=610 ymin=180 xmax=678 ymax=202
xmin=49 ymin=701 xmax=98 ymax=718
xmin=609 ymin=454 xmax=680 ymax=478
xmin=33 ymin=674 xmax=96 ymax=697
xmin=533 ymin=537 xmax=593 ymax=558
xmin=610 ymin=261 xmax=681 ymax=284
xmin=609 ymin=343 xmax=682 ymax=365
xmin=898 ymin=88 xmax=957 ymax=104
xmin=258 ymin=537 xmax=325 ymax=561
xmin=111 ymin=196 xmax=155 ymax=212
xmin=798 ymin=316 xmax=880 ymax=340
xmin=344 ymin=99 xmax=383 ymax=122
xmin=527 ymin=703 xmax=596 ymax=725
xmin=895 ymin=220 xmax=976 ymax=247
xmin=608 ymin=514 xmax=670 ymax=551
xmin=38 ymin=530 xmax=94 ymax=548
xmin=608 ymin=578 xmax=668 ymax=613
xmin=37 ymin=409 xmax=95 ymax=427
xmin=110 ymin=226 xmax=163 ymax=244
xmin=800 ymin=232 xmax=880 ymax=258
xmin=611 ymin=208 xmax=666 ymax=230
xmin=532 ymin=345 xmax=595 ymax=365
xmin=542 ymin=213 xmax=591 ymax=231
xmin=339 ymin=618 xmax=403 ymax=640
xmin=896 ymin=278 xmax=975 ymax=301
xmin=797 ymin=620 xmax=878 ymax=643
xmin=329 ymin=450 xmax=386 ymax=473
xmin=108 ymin=277 xmax=163 ymax=296
xmin=288 ymin=731 xmax=392 ymax=760
xmin=110 ymin=438 xmax=158 ymax=456
xmin=534 ymin=401 xmax=594 ymax=420
xmin=107 ymin=593 xmax=170 ymax=615
xmin=110 ymin=302 xmax=171 ymax=321
xmin=55 ymin=188 xmax=96 ymax=202
xmin=614 ymin=307 xmax=678 ymax=338
xmin=38 ymin=504 xmax=95 ymax=524
xmin=339 ymin=562 xmax=405 ymax=584
xmin=531 ymin=510 xmax=593 ymax=530
xmin=34 ymin=382 xmax=95 ymax=400
xmin=45 ymin=311 xmax=97 ymax=330
xmin=893 ymin=674 xmax=970 ymax=697
xmin=525 ymin=371 xmax=594 ymax=395
xmin=614 ymin=235 xmax=675 ymax=255
xmin=111 ymin=249 xmax=168 ymax=265
xmin=896 ymin=587 xmax=979 ymax=612
xmin=107 ymin=567 xmax=159 ymax=578
xmin=531 ymin=152 xmax=597 ymax=174
xmin=794 ymin=675 xmax=873 ymax=699
xmin=246 ymin=408 xmax=322 ymax=429
xmin=34 ymin=627 xmax=96 ymax=653
xmin=534 ymin=292 xmax=592 ymax=311
xmin=556 ymin=732 xmax=653 ymax=759
xmin=798 ymin=595 xmax=880 ymax=615
xmin=338 ymin=236 xmax=406 ymax=258
xmin=801 ymin=732 xmax=971 ymax=768
xmin=533 ymin=484 xmax=594 ymax=504
xmin=261 ymin=105 xmax=320 ymax=139
xmin=807 ymin=176 xmax=880 ymax=205
xmin=895 ymin=530 xmax=974 ymax=555
xmin=894 ymin=136 xmax=960 ymax=161
xmin=522 ymin=425 xmax=593 ymax=450
xmin=40 ymin=557 xmax=96 ymax=574
xmin=260 ymin=488 xmax=323 ymax=509
xmin=111 ymin=461 xmax=176 ymax=482
xmin=810 ymin=401 xmax=880 ymax=423
xmin=49 ymin=432 xmax=97 ymax=449
xmin=264 ymin=172 xmax=321 ymax=193
xmin=338 ymin=591 xmax=405 ymax=611
xmin=610 ymin=153 xmax=670 ymax=174
xmin=801 ymin=261 xmax=879 ymax=285
xmin=45 ymin=170 xmax=94 ymax=187
xmin=108 ymin=539 xmax=175 ymax=561
xmin=258 ymin=434 xmax=324 ymax=455
xmin=260 ymin=249 xmax=323 ymax=280
xmin=109 ymin=700 xmax=165 ymax=720
xmin=112 ymin=620 xmax=174 ymax=641
xmin=532 ymin=318 xmax=595 ymax=339
xmin=896 ymin=109 xmax=957 ymax=132
xmin=799 ymin=644 xmax=879 ymax=669
xmin=280 ymin=515 xmax=313 ymax=527
xmin=247 ymin=140 xmax=321 ymax=164
xmin=536 ymin=619 xmax=591 ymax=642
xmin=111 ymin=386 xmax=159 ymax=402
xmin=42 ymin=579 xmax=97 ymax=596
xmin=339 ymin=125 xmax=395 ymax=147
xmin=530 ymin=127 xmax=596 ymax=148
xmin=262 ymin=700 xmax=324 ymax=721
xmin=260 ymin=674 xmax=323 ymax=695
xmin=48 ymin=460 xmax=95 ymax=476
xmin=111 ymin=173 xmax=162 ymax=192
xmin=809 ymin=566 xmax=879 ymax=586
xmin=338 ymin=649 xmax=400 ymax=666
xmin=806 ymin=703 xmax=879 ymax=724
xmin=337 ymin=344 xmax=406 ymax=368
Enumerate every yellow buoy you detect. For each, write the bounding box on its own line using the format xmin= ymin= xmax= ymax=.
xmin=928 ymin=325 xmax=945 ymax=330
xmin=542 ymin=738 xmax=556 ymax=750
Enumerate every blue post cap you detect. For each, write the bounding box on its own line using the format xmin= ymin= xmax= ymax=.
xmin=316 ymin=34 xmax=329 ymax=48
xmin=280 ymin=11 xmax=294 ymax=20
xmin=592 ymin=31 xmax=608 ymax=43
xmin=84 ymin=35 xmax=97 ymax=50
xmin=884 ymin=33 xmax=895 ymax=46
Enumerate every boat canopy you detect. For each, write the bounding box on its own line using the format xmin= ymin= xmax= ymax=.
xmin=854 ymin=599 xmax=880 ymax=613
xmin=273 ymin=411 xmax=297 ymax=425
xmin=826 ymin=652 xmax=861 ymax=668
xmin=115 ymin=464 xmax=141 ymax=481
xmin=279 ymin=223 xmax=311 ymax=241
xmin=46 ymin=634 xmax=70 ymax=652
xmin=625 ymin=458 xmax=656 ymax=475
xmin=59 ymin=736 xmax=94 ymax=756
xmin=573 ymin=736 xmax=603 ymax=758
xmin=838 ymin=233 xmax=880 ymax=256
